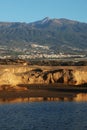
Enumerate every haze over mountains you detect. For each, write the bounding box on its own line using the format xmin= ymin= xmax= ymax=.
xmin=0 ymin=17 xmax=87 ymax=55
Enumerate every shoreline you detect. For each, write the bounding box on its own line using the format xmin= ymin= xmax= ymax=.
xmin=0 ymin=86 xmax=87 ymax=103
xmin=1 ymin=84 xmax=87 ymax=98
xmin=0 ymin=63 xmax=87 ymax=103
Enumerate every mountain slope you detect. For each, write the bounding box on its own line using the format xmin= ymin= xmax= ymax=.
xmin=0 ymin=17 xmax=87 ymax=54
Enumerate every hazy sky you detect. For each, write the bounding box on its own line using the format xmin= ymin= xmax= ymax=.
xmin=0 ymin=0 xmax=87 ymax=23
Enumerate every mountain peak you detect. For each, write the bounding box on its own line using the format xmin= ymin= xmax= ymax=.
xmin=43 ymin=17 xmax=50 ymax=20
xmin=41 ymin=17 xmax=50 ymax=24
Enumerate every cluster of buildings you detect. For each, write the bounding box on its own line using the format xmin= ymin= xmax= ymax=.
xmin=18 ymin=53 xmax=86 ymax=59
xmin=0 ymin=44 xmax=86 ymax=60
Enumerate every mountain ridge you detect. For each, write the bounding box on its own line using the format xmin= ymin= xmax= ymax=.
xmin=0 ymin=17 xmax=87 ymax=54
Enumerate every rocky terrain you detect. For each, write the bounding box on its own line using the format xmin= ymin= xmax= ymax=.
xmin=0 ymin=65 xmax=87 ymax=90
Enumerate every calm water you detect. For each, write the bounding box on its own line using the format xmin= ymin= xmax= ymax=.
xmin=0 ymin=101 xmax=87 ymax=130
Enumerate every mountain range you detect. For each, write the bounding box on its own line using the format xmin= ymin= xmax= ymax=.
xmin=0 ymin=17 xmax=87 ymax=54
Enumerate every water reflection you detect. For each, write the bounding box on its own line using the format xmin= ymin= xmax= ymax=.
xmin=0 ymin=93 xmax=87 ymax=103
xmin=74 ymin=93 xmax=87 ymax=102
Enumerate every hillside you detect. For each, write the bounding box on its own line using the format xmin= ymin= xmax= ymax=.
xmin=0 ymin=17 xmax=87 ymax=56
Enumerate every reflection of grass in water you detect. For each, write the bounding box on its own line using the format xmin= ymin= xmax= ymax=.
xmin=1 ymin=93 xmax=87 ymax=104
xmin=0 ymin=97 xmax=74 ymax=104
xmin=0 ymin=84 xmax=87 ymax=103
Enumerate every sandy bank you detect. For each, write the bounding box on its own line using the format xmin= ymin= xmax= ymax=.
xmin=0 ymin=65 xmax=87 ymax=90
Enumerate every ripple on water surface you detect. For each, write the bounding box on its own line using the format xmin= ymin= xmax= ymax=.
xmin=0 ymin=102 xmax=87 ymax=130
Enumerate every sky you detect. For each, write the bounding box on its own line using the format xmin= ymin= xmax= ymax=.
xmin=0 ymin=0 xmax=87 ymax=23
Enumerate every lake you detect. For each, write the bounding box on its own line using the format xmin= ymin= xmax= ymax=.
xmin=0 ymin=95 xmax=87 ymax=130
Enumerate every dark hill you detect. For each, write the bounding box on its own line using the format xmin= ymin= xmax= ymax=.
xmin=0 ymin=17 xmax=87 ymax=53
